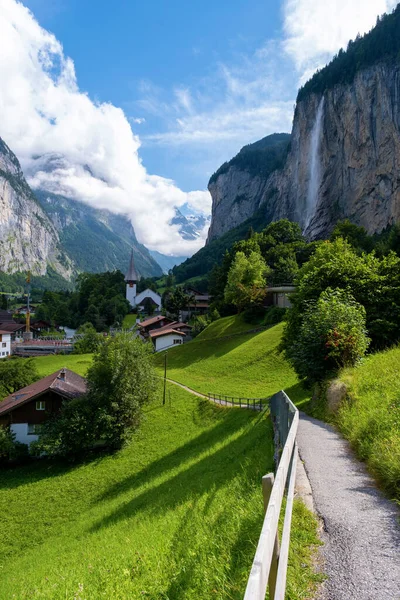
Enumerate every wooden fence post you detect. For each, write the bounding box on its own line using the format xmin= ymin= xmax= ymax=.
xmin=262 ymin=473 xmax=280 ymax=598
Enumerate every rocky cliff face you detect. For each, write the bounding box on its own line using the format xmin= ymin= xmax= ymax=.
xmin=0 ymin=140 xmax=163 ymax=280
xmin=0 ymin=138 xmax=72 ymax=277
xmin=207 ymin=61 xmax=400 ymax=242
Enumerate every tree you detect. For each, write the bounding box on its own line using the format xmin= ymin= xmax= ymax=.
xmin=73 ymin=322 xmax=102 ymax=354
xmin=163 ymin=287 xmax=191 ymax=318
xmin=283 ymin=288 xmax=370 ymax=383
xmin=0 ymin=358 xmax=39 ymax=398
xmin=86 ymin=333 xmax=157 ymax=448
xmin=224 ymin=251 xmax=269 ymax=313
xmin=36 ymin=333 xmax=157 ymax=458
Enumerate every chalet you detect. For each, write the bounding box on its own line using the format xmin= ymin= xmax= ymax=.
xmin=0 ymin=309 xmax=14 ymax=324
xmin=15 ymin=305 xmax=37 ymax=315
xmin=138 ymin=315 xmax=174 ymax=336
xmin=0 ymin=330 xmax=11 ymax=358
xmin=149 ymin=328 xmax=185 ymax=352
xmin=0 ymin=322 xmax=39 ymax=342
xmin=181 ymin=288 xmax=210 ymax=320
xmin=0 ymin=369 xmax=87 ymax=445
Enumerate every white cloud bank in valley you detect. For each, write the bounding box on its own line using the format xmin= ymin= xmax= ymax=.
xmin=0 ymin=0 xmax=211 ymax=256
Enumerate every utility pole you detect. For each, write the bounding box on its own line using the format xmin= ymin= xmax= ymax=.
xmin=163 ymin=351 xmax=167 ymax=405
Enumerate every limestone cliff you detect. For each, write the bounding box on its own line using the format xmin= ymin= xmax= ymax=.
xmin=207 ymin=6 xmax=400 ymax=243
xmin=0 ymin=138 xmax=72 ymax=277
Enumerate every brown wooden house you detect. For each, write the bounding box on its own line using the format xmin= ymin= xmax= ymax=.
xmin=0 ymin=369 xmax=87 ymax=445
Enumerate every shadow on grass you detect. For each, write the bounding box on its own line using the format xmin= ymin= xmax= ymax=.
xmin=283 ymin=381 xmax=310 ymax=406
xmin=95 ymin=401 xmax=266 ymax=506
xmin=89 ymin=410 xmax=273 ymax=534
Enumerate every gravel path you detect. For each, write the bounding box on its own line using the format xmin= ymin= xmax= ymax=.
xmin=297 ymin=413 xmax=400 ymax=600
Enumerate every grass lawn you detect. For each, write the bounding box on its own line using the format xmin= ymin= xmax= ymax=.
xmin=334 ymin=348 xmax=400 ymax=501
xmin=155 ymin=317 xmax=309 ymax=405
xmin=33 ymin=353 xmax=93 ymax=377
xmin=0 ymin=385 xmax=321 ymax=599
xmin=196 ymin=314 xmax=264 ymax=340
xmin=122 ymin=313 xmax=137 ymax=329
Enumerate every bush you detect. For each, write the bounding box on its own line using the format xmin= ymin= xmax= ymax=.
xmin=263 ymin=307 xmax=287 ymax=325
xmin=283 ymin=288 xmax=370 ymax=383
xmin=242 ymin=305 xmax=267 ymax=325
xmin=73 ymin=322 xmax=102 ymax=354
xmin=0 ymin=426 xmax=29 ymax=464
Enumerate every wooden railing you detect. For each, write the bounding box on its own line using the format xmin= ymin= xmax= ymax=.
xmin=207 ymin=392 xmax=267 ymax=411
xmin=244 ymin=391 xmax=299 ymax=600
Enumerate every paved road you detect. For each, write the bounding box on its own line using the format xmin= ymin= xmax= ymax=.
xmin=297 ymin=413 xmax=400 ymax=600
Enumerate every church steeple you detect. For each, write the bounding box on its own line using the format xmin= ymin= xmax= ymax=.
xmin=125 ymin=249 xmax=138 ymax=283
xmin=125 ymin=249 xmax=138 ymax=308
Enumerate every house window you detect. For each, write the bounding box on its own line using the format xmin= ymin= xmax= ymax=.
xmin=173 ymin=339 xmax=182 ymax=345
xmin=36 ymin=400 xmax=46 ymax=411
xmin=28 ymin=424 xmax=43 ymax=435
xmin=2 ymin=343 xmax=6 ymax=348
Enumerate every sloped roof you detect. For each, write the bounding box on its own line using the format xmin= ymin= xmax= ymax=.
xmin=149 ymin=328 xmax=186 ymax=339
xmin=157 ymin=321 xmax=192 ymax=333
xmin=0 ymin=323 xmax=26 ymax=332
xmin=125 ymin=249 xmax=138 ymax=282
xmin=0 ymin=330 xmax=11 ymax=336
xmin=0 ymin=369 xmax=87 ymax=417
xmin=0 ymin=310 xmax=14 ymax=323
xmin=139 ymin=315 xmax=173 ymax=328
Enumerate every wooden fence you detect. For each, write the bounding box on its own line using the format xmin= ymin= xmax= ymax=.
xmin=207 ymin=392 xmax=267 ymax=411
xmin=244 ymin=390 xmax=299 ymax=600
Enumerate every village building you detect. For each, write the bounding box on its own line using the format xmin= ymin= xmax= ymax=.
xmin=0 ymin=330 xmax=11 ymax=358
xmin=138 ymin=315 xmax=175 ymax=336
xmin=149 ymin=328 xmax=186 ymax=352
xmin=0 ymin=369 xmax=87 ymax=445
xmin=181 ymin=288 xmax=210 ymax=321
xmin=125 ymin=250 xmax=162 ymax=313
xmin=265 ymin=285 xmax=296 ymax=309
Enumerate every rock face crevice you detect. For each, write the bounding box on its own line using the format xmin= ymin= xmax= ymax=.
xmin=208 ymin=61 xmax=400 ymax=242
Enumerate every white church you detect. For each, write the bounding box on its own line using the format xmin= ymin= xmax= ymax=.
xmin=125 ymin=250 xmax=162 ymax=313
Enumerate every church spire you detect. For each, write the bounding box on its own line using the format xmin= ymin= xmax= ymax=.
xmin=125 ymin=249 xmax=138 ymax=283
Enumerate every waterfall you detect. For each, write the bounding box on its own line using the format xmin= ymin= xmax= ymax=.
xmin=305 ymin=96 xmax=325 ymax=229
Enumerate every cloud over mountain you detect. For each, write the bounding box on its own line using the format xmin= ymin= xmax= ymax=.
xmin=0 ymin=0 xmax=211 ymax=256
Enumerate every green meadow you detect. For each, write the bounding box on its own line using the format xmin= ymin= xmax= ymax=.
xmin=154 ymin=318 xmax=308 ymax=404
xmin=0 ymin=384 xmax=321 ymax=599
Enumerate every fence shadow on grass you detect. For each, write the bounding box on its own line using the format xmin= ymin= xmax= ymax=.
xmin=94 ymin=401 xmax=265 ymax=506
xmin=89 ymin=412 xmax=274 ymax=535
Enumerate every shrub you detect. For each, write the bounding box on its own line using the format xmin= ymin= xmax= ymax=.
xmin=242 ymin=305 xmax=267 ymax=324
xmin=0 ymin=426 xmax=29 ymax=464
xmin=73 ymin=322 xmax=102 ymax=354
xmin=263 ymin=307 xmax=287 ymax=325
xmin=283 ymin=288 xmax=370 ymax=383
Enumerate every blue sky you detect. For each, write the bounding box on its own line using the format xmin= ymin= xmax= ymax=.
xmin=23 ymin=0 xmax=285 ymax=190
xmin=1 ymin=0 xmax=397 ymax=255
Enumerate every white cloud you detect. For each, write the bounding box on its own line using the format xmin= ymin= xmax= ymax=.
xmin=283 ymin=0 xmax=399 ymax=78
xmin=0 ymin=0 xmax=210 ymax=256
xmin=143 ymin=40 xmax=296 ymax=150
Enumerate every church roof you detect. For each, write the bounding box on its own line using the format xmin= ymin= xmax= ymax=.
xmin=125 ymin=250 xmax=138 ymax=282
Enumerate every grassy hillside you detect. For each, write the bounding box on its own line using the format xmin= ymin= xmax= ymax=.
xmin=155 ymin=316 xmax=308 ymax=404
xmin=0 ymin=383 xmax=320 ymax=599
xmin=33 ymin=353 xmax=93 ymax=377
xmin=336 ymin=348 xmax=400 ymax=501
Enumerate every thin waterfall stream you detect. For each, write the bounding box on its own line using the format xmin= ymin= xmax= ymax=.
xmin=305 ymin=96 xmax=325 ymax=229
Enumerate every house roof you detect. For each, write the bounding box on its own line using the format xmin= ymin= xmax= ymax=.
xmin=0 ymin=330 xmax=11 ymax=336
xmin=139 ymin=315 xmax=172 ymax=328
xmin=149 ymin=328 xmax=186 ymax=339
xmin=0 ymin=323 xmax=26 ymax=332
xmin=0 ymin=310 xmax=15 ymax=323
xmin=125 ymin=249 xmax=138 ymax=282
xmin=188 ymin=302 xmax=209 ymax=308
xmin=157 ymin=321 xmax=192 ymax=333
xmin=0 ymin=369 xmax=87 ymax=417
